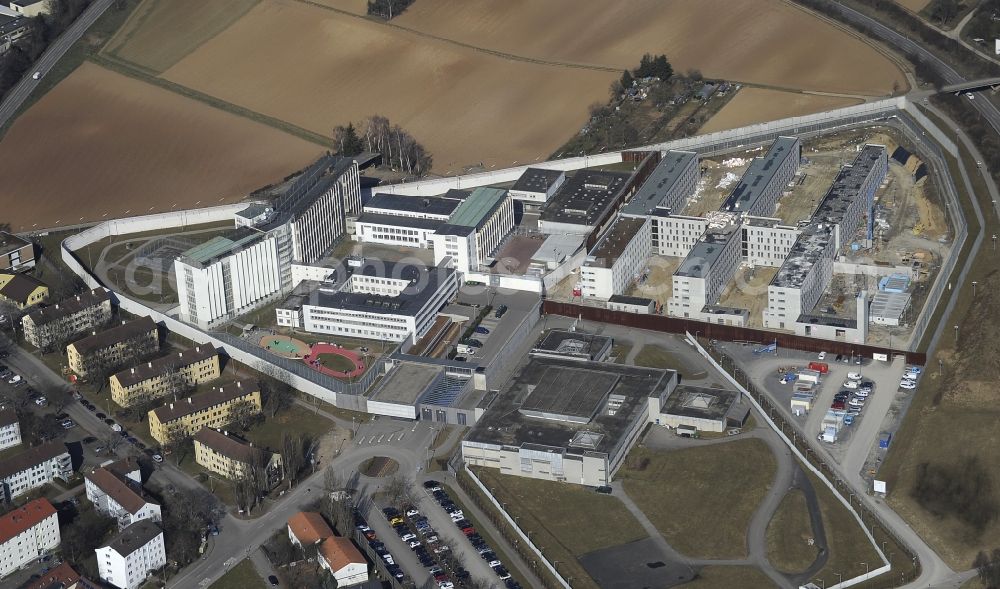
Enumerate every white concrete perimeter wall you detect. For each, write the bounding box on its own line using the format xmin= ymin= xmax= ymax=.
xmin=686 ymin=333 xmax=891 ymax=589
xmin=833 ymin=261 xmax=914 ymax=280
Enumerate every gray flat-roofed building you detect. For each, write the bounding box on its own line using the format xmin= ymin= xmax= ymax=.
xmin=607 ymin=294 xmax=656 ymax=314
xmin=657 ymin=385 xmax=748 ymax=432
xmin=869 ymin=291 xmax=910 ymax=326
xmin=509 ymin=168 xmax=567 ymax=204
xmin=354 ymin=212 xmax=444 ymax=249
xmin=531 ymin=329 xmax=613 ymax=362
xmin=721 ymin=136 xmax=800 ymax=217
xmin=364 ymin=193 xmax=461 ymax=220
xmin=538 ymin=170 xmax=630 ymax=235
xmin=622 ymin=150 xmax=699 ymax=217
xmin=667 ymin=222 xmax=742 ymax=320
xmin=462 ymin=355 xmax=678 ymax=486
xmin=580 ymin=217 xmax=651 ymax=299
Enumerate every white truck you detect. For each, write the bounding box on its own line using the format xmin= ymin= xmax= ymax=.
xmin=820 ymin=410 xmax=846 ymax=443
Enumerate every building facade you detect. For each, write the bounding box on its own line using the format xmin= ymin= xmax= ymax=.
xmin=741 ymin=218 xmax=801 ymax=267
xmin=0 ymin=498 xmax=59 ymax=579
xmin=109 ymin=346 xmax=220 ymax=408
xmin=148 ymin=381 xmax=262 ymax=445
xmin=21 ymin=287 xmax=112 ymax=350
xmin=0 ymin=232 xmax=34 ymax=271
xmin=579 ymin=217 xmax=651 ymax=299
xmin=0 ymin=441 xmax=72 ymax=501
xmin=720 ymin=136 xmax=801 ymax=217
xmin=651 ymin=213 xmax=709 ymax=257
xmin=667 ymin=223 xmax=742 ymax=320
xmin=66 ymin=317 xmax=159 ymax=379
xmin=95 ymin=520 xmax=166 ymax=589
xmin=621 ymin=150 xmax=698 ymax=216
xmin=318 ymin=536 xmax=368 ymax=587
xmin=84 ymin=463 xmax=161 ymax=531
xmin=193 ymin=428 xmax=282 ymax=483
xmin=0 ymin=407 xmax=20 ymax=451
xmin=0 ymin=273 xmax=47 ymax=309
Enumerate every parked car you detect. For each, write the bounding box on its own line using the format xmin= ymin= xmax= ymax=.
xmin=843 ymin=380 xmax=858 ymax=390
xmin=494 ymin=305 xmax=508 ymax=318
xmin=111 ymin=423 xmax=123 ymax=432
xmin=831 ymin=401 xmax=846 ymax=410
xmin=268 ymin=575 xmax=279 ymax=587
xmin=474 ymin=326 xmax=490 ymax=335
xmin=152 ymin=453 xmax=164 ymax=463
xmin=34 ymin=397 xmax=47 ymax=406
xmin=60 ymin=420 xmax=75 ymax=429
xmin=96 ymin=413 xmax=106 ymax=420
xmin=7 ymin=374 xmax=20 ymax=384
xmin=899 ymin=381 xmax=917 ymax=390
xmin=849 ymin=398 xmax=865 ymax=407
xmin=817 ymin=351 xmax=826 ymax=360
xmin=595 ymin=485 xmax=612 ymax=494
xmin=847 ymin=372 xmax=862 ymax=381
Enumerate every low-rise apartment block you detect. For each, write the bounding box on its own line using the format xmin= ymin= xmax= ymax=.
xmin=109 ymin=346 xmax=220 ymax=408
xmin=579 ymin=217 xmax=651 ymax=299
xmin=667 ymin=220 xmax=742 ymax=322
xmin=0 ymin=406 xmax=20 ymax=451
xmin=429 ymin=187 xmax=515 ymax=275
xmin=85 ymin=459 xmax=161 ymax=530
xmin=0 ymin=273 xmax=47 ymax=309
xmin=148 ymin=380 xmax=262 ymax=445
xmin=21 ymin=287 xmax=112 ymax=350
xmin=0 ymin=441 xmax=71 ymax=501
xmin=621 ymin=150 xmax=698 ymax=217
xmin=0 ymin=231 xmax=34 ymax=271
xmin=67 ymin=317 xmax=159 ymax=379
xmin=286 ymin=512 xmax=367 ymax=586
xmin=96 ymin=520 xmax=165 ymax=589
xmin=0 ymin=498 xmax=59 ymax=579
xmin=193 ymin=428 xmax=282 ymax=483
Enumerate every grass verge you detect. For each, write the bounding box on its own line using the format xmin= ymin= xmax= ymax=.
xmin=686 ymin=565 xmax=773 ymax=588
xmin=632 ymin=344 xmax=685 ymax=370
xmin=766 ymin=488 xmax=819 ymax=574
xmin=617 ymin=438 xmax=776 ymax=559
xmin=808 ymin=470 xmax=883 ymax=585
xmin=210 ymin=558 xmax=267 ymax=589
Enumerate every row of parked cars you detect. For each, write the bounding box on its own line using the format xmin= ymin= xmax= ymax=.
xmin=355 ymin=513 xmax=411 ymax=585
xmin=833 ymin=372 xmax=874 ymax=427
xmin=899 ymin=365 xmax=922 ymax=390
xmin=424 ymin=480 xmax=522 ymax=589
xmin=75 ymin=392 xmax=163 ymax=462
xmin=384 ymin=501 xmax=466 ymax=589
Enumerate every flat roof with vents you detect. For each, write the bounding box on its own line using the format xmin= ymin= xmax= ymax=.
xmin=532 ymin=329 xmax=613 ymax=361
xmin=519 ymin=366 xmax=620 ymax=423
xmin=584 ymin=217 xmax=647 ymax=269
xmin=675 ymin=224 xmax=738 ymax=278
xmin=539 ymin=170 xmax=630 ymax=228
xmin=622 ymin=150 xmax=698 ymax=216
xmin=720 ymin=136 xmax=800 ymax=214
xmin=660 ymin=385 xmax=741 ymax=422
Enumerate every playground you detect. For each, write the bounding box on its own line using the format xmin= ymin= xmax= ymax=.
xmin=258 ymin=335 xmax=311 ymax=358
xmin=303 ymin=343 xmax=366 ymax=379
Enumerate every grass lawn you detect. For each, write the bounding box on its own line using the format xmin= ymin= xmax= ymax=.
xmin=685 ymin=565 xmax=773 ymax=588
xmin=617 ymin=438 xmax=776 ymax=559
xmin=473 ymin=468 xmax=645 ymax=589
xmin=766 ymin=489 xmax=819 ymax=574
xmin=807 ymin=470 xmax=882 ymax=586
xmin=961 ymin=578 xmax=985 ymax=589
xmin=210 ymin=558 xmax=267 ymax=589
xmin=632 ymin=344 xmax=684 ymax=370
xmin=609 ymin=341 xmax=633 ymax=364
xmin=314 ymin=352 xmax=356 ymax=373
xmin=243 ymin=404 xmax=335 ymax=451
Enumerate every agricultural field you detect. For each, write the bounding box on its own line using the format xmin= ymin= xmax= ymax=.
xmin=394 ymin=0 xmax=906 ymax=96
xmin=0 ymin=63 xmax=322 ymax=230
xmin=103 ymin=0 xmax=262 ymax=72
xmin=699 ymin=88 xmax=863 ymax=134
xmin=161 ymin=0 xmax=615 ymax=174
xmin=895 ymin=0 xmax=931 ymax=11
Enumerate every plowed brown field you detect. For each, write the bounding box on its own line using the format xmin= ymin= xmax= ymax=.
xmin=699 ymin=88 xmax=863 ymax=134
xmin=0 ymin=63 xmax=322 ymax=230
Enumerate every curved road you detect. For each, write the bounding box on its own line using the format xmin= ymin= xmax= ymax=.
xmin=0 ymin=0 xmax=114 ymax=129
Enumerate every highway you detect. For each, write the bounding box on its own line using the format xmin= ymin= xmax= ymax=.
xmin=0 ymin=0 xmax=114 ymax=129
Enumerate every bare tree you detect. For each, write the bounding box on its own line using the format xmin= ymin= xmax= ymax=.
xmin=227 ymin=399 xmax=259 ymax=431
xmin=280 ymin=432 xmax=307 ymax=486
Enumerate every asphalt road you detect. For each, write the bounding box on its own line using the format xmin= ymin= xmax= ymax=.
xmin=0 ymin=0 xmax=115 ymax=129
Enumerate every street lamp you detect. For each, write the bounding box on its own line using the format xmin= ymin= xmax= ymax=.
xmin=973 ymin=281 xmax=978 ymax=298
xmin=860 ymin=561 xmax=869 ymax=576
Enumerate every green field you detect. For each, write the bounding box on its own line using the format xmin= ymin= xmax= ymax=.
xmin=210 ymin=558 xmax=267 ymax=589
xmin=632 ymin=344 xmax=685 ymax=370
xmin=766 ymin=489 xmax=819 ymax=573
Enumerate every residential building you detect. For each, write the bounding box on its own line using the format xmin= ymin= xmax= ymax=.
xmin=66 ymin=317 xmax=159 ymax=379
xmin=580 ymin=217 xmax=651 ymax=299
xmin=650 ymin=213 xmax=708 ymax=257
xmin=21 ymin=562 xmax=94 ymax=589
xmin=318 ymin=536 xmax=368 ymax=587
xmin=0 ymin=406 xmax=20 ymax=451
xmin=741 ymin=217 xmax=801 ymax=267
xmin=0 ymin=441 xmax=71 ymax=501
xmin=287 ymin=511 xmax=334 ymax=548
xmin=429 ymin=187 xmax=515 ymax=275
xmin=95 ymin=520 xmax=165 ymax=589
xmin=276 ymin=260 xmax=458 ymax=346
xmin=508 ymin=168 xmax=566 ymax=205
xmin=0 ymin=498 xmax=59 ymax=579
xmin=463 ymin=352 xmax=678 ymax=487
xmin=193 ymin=428 xmax=282 ymax=483
xmin=109 ymin=346 xmax=220 ymax=408
xmin=21 ymin=287 xmax=112 ymax=350
xmin=355 ymin=214 xmax=443 ymax=249
xmin=84 ymin=460 xmax=160 ymax=530
xmin=286 ymin=512 xmax=367 ymax=587
xmin=0 ymin=14 xmax=28 ymax=57
xmin=621 ymin=150 xmax=698 ymax=217
xmin=0 ymin=231 xmax=34 ymax=271
xmin=147 ymin=380 xmax=262 ymax=445
xmin=8 ymin=0 xmax=50 ymax=17
xmin=0 ymin=272 xmax=47 ymax=309
xmin=720 ymin=136 xmax=801 ymax=217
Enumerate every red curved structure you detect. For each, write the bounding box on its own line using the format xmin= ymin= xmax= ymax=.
xmin=303 ymin=343 xmax=365 ymax=379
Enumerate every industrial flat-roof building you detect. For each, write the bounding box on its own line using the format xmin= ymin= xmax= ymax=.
xmin=430 ymin=187 xmax=515 ymax=276
xmin=579 ymin=217 xmax=651 ymax=299
xmin=530 ymin=329 xmax=613 ymax=362
xmin=538 ymin=170 xmax=631 ymax=235
xmin=355 ymin=193 xmax=464 ymax=249
xmin=656 ymin=386 xmax=748 ymax=433
xmin=720 ymin=136 xmax=801 ymax=217
xmin=463 ymin=354 xmax=678 ymax=487
xmin=508 ymin=168 xmax=566 ymax=205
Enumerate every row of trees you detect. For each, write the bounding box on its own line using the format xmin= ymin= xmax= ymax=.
xmin=332 ymin=115 xmax=433 ymax=176
xmin=366 ymin=0 xmax=415 ymax=20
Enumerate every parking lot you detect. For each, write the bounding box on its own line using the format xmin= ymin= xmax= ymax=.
xmin=723 ymin=343 xmax=914 ymax=481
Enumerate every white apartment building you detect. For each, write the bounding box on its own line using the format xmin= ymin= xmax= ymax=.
xmin=579 ymin=217 xmax=651 ymax=299
xmin=0 ymin=407 xmax=20 ymax=451
xmin=651 ymin=214 xmax=708 ymax=257
xmin=0 ymin=498 xmax=59 ymax=579
xmin=85 ymin=461 xmax=161 ymax=531
xmin=96 ymin=520 xmax=166 ymax=589
xmin=355 ymin=214 xmax=443 ymax=249
xmin=318 ymin=536 xmax=369 ymax=587
xmin=764 ymin=226 xmax=837 ymax=330
xmin=175 ymin=229 xmax=281 ymax=328
xmin=277 ymin=260 xmax=459 ymax=345
xmin=741 ymin=217 xmax=801 ymax=267
xmin=508 ymin=168 xmax=566 ymax=204
xmin=431 ymin=187 xmax=514 ymax=275
xmin=720 ymin=136 xmax=801 ymax=217
xmin=0 ymin=441 xmax=71 ymax=501
xmin=621 ymin=150 xmax=699 ymax=216
xmin=667 ymin=223 xmax=742 ymax=319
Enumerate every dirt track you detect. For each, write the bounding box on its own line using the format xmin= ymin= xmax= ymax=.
xmin=0 ymin=63 xmax=322 ymax=229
